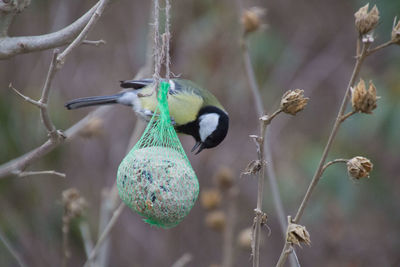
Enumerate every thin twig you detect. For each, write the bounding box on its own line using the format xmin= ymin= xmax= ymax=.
xmin=320 ymin=159 xmax=348 ymax=175
xmin=366 ymin=40 xmax=395 ymax=56
xmin=0 ymin=228 xmax=27 ymax=267
xmin=222 ymin=187 xmax=239 ymax=267
xmin=340 ymin=110 xmax=357 ymax=122
xmin=57 ymin=0 xmax=111 ymax=66
xmin=61 ymin=215 xmax=71 ymax=267
xmin=252 ymin=117 xmax=268 ymax=267
xmin=79 ymin=222 xmax=94 ymax=260
xmin=40 ymin=49 xmax=61 ymax=137
xmin=83 ymin=203 xmax=125 ymax=267
xmin=171 ymin=253 xmax=193 ymax=267
xmin=9 ymin=83 xmax=45 ymax=108
xmin=16 ymin=170 xmax=66 ymax=178
xmin=81 ymin=40 xmax=106 ymax=47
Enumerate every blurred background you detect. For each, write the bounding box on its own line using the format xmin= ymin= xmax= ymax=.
xmin=1 ymin=0 xmax=400 ymax=266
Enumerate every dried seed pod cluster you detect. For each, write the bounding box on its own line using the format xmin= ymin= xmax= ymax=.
xmin=200 ymin=188 xmax=222 ymax=210
xmin=286 ymin=222 xmax=311 ymax=247
xmin=280 ymin=89 xmax=309 ymax=115
xmin=351 ymin=79 xmax=378 ymax=114
xmin=354 ymin=4 xmax=380 ymax=35
xmin=347 ymin=156 xmax=373 ymax=179
xmin=214 ymin=166 xmax=234 ymax=190
xmin=392 ymin=19 xmax=400 ymax=44
xmin=205 ymin=210 xmax=226 ymax=231
xmin=241 ymin=7 xmax=266 ymax=35
xmin=62 ymin=188 xmax=87 ymax=218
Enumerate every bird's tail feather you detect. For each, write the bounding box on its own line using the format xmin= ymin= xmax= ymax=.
xmin=65 ymin=93 xmax=124 ymax=110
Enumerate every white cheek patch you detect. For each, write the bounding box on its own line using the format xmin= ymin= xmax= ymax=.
xmin=169 ymin=80 xmax=176 ymax=91
xmin=117 ymin=91 xmax=142 ymax=112
xmin=199 ymin=113 xmax=220 ymax=142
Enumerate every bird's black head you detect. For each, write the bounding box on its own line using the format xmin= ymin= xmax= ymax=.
xmin=189 ymin=106 xmax=229 ymax=154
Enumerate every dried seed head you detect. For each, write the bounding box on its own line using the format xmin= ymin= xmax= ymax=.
xmin=351 ymin=79 xmax=378 ymax=114
xmin=391 ymin=18 xmax=400 ymax=44
xmin=354 ymin=4 xmax=380 ymax=35
xmin=280 ymin=89 xmax=309 ymax=115
xmin=200 ymin=188 xmax=222 ymax=210
xmin=205 ymin=210 xmax=226 ymax=231
xmin=242 ymin=160 xmax=264 ymax=176
xmin=286 ymin=223 xmax=311 ymax=247
xmin=241 ymin=7 xmax=266 ymax=35
xmin=79 ymin=117 xmax=103 ymax=138
xmin=62 ymin=188 xmax=87 ymax=218
xmin=214 ymin=166 xmax=235 ymax=189
xmin=237 ymin=227 xmax=253 ymax=250
xmin=347 ymin=156 xmax=373 ymax=179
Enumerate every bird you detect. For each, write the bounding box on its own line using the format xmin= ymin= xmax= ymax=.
xmin=65 ymin=78 xmax=229 ymax=154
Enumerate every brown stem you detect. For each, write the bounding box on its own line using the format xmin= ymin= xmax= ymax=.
xmin=222 ymin=187 xmax=238 ymax=267
xmin=366 ymin=40 xmax=395 ymax=56
xmin=293 ymin=43 xmax=369 ymax=224
xmin=320 ymin=159 xmax=348 ymax=177
xmin=340 ymin=110 xmax=357 ymax=122
xmin=61 ymin=215 xmax=71 ymax=267
xmin=275 ymin=39 xmax=371 ymax=267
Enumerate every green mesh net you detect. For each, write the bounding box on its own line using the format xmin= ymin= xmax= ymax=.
xmin=117 ymin=81 xmax=199 ymax=228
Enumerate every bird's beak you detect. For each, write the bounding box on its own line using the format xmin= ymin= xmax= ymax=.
xmin=191 ymin=141 xmax=204 ymax=154
xmin=191 ymin=141 xmax=201 ymax=152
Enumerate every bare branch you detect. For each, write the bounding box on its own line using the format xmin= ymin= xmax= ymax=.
xmin=0 ymin=2 xmax=100 ymax=59
xmin=57 ymin=0 xmax=111 ymax=67
xmin=0 ymin=105 xmax=112 ymax=179
xmin=0 ymin=0 xmax=113 ymax=178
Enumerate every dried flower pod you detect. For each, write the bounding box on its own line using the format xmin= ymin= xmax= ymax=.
xmin=347 ymin=156 xmax=373 ymax=179
xmin=286 ymin=223 xmax=311 ymax=247
xmin=237 ymin=227 xmax=252 ymax=250
xmin=205 ymin=210 xmax=226 ymax=231
xmin=214 ymin=166 xmax=235 ymax=189
xmin=200 ymin=188 xmax=222 ymax=210
xmin=241 ymin=7 xmax=266 ymax=35
xmin=391 ymin=18 xmax=400 ymax=44
xmin=354 ymin=4 xmax=380 ymax=35
xmin=351 ymin=79 xmax=378 ymax=114
xmin=280 ymin=89 xmax=309 ymax=115
xmin=62 ymin=188 xmax=87 ymax=218
xmin=242 ymin=159 xmax=263 ymax=176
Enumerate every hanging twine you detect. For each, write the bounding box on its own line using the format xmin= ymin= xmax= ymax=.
xmin=152 ymin=0 xmax=171 ymax=94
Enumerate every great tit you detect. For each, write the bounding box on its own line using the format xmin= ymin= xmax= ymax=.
xmin=65 ymin=79 xmax=229 ymax=154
